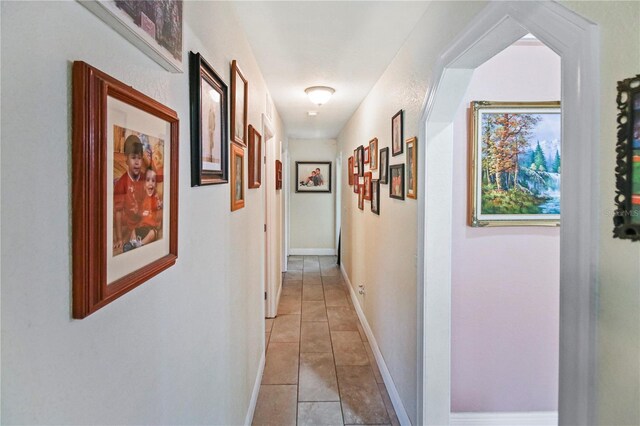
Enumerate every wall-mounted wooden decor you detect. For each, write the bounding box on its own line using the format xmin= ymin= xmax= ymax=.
xmin=231 ymin=60 xmax=248 ymax=147
xmin=275 ymin=160 xmax=283 ymax=190
xmin=248 ymin=125 xmax=262 ymax=188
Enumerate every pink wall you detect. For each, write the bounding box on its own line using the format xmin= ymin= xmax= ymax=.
xmin=451 ymin=41 xmax=561 ymax=412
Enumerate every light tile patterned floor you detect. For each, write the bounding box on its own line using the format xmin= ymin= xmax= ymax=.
xmin=253 ymin=256 xmax=400 ymax=426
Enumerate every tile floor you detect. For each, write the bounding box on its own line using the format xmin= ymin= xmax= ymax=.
xmin=253 ymin=255 xmax=400 ymax=426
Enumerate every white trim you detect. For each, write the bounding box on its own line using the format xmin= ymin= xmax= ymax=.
xmin=417 ymin=2 xmax=599 ymax=425
xmin=262 ymin=114 xmax=278 ymax=319
xmin=450 ymin=411 xmax=558 ymax=426
xmin=244 ymin=351 xmax=266 ymax=426
xmin=341 ymin=265 xmax=411 ymax=426
xmin=289 ymin=248 xmax=336 ymax=256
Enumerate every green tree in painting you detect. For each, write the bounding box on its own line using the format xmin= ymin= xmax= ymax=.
xmin=552 ymin=149 xmax=561 ymax=173
xmin=531 ymin=141 xmax=547 ymax=172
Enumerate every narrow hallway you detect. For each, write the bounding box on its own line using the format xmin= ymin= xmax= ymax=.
xmin=252 ymin=256 xmax=399 ymax=426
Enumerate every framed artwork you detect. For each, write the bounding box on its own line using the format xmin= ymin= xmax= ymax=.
xmin=248 ymin=125 xmax=262 ymax=189
xmin=469 ymin=101 xmax=561 ymax=227
xmin=231 ymin=60 xmax=248 ymax=147
xmin=369 ymin=138 xmax=378 ymax=170
xmin=406 ymin=137 xmax=417 ymax=199
xmin=72 ymin=61 xmax=179 ymax=319
xmin=392 ymin=109 xmax=404 ymax=156
xmin=230 ymin=144 xmax=245 ymax=211
xmin=364 ymin=172 xmax=372 ymax=200
xmin=353 ymin=148 xmax=359 ymax=176
xmin=614 ymin=74 xmax=640 ymax=240
xmin=379 ymin=147 xmax=389 ymax=184
xmin=80 ymin=1 xmax=183 ymax=73
xmin=275 ymin=160 xmax=283 ymax=190
xmin=348 ymin=156 xmax=354 ymax=186
xmin=364 ymin=146 xmax=370 ymax=164
xmin=358 ymin=184 xmax=364 ymax=210
xmin=371 ymin=179 xmax=380 ymax=215
xmin=296 ymin=161 xmax=331 ymax=193
xmin=189 ymin=52 xmax=227 ymax=186
xmin=357 ymin=145 xmax=365 ymax=177
xmin=353 ymin=175 xmax=359 ymax=194
xmin=389 ymin=164 xmax=405 ymax=200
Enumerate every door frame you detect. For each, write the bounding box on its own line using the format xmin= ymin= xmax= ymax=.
xmin=416 ymin=2 xmax=600 ymax=425
xmin=262 ymin=113 xmax=278 ymax=318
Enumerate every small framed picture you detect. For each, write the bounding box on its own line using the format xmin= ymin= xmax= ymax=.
xmin=248 ymin=125 xmax=262 ymax=189
xmin=364 ymin=172 xmax=372 ymax=200
xmin=379 ymin=147 xmax=389 ymax=184
xmin=72 ymin=61 xmax=179 ymax=319
xmin=357 ymin=145 xmax=365 ymax=177
xmin=189 ymin=52 xmax=227 ymax=186
xmin=371 ymin=179 xmax=380 ymax=215
xmin=353 ymin=148 xmax=359 ymax=175
xmin=348 ymin=156 xmax=354 ymax=186
xmin=230 ymin=144 xmax=245 ymax=211
xmin=369 ymin=137 xmax=378 ymax=170
xmin=406 ymin=137 xmax=417 ymax=199
xmin=231 ymin=60 xmax=248 ymax=147
xmin=364 ymin=146 xmax=370 ymax=164
xmin=353 ymin=175 xmax=359 ymax=194
xmin=392 ymin=109 xmax=404 ymax=156
xmin=275 ymin=159 xmax=283 ymax=190
xmin=296 ymin=161 xmax=331 ymax=193
xmin=389 ymin=164 xmax=405 ymax=200
xmin=358 ymin=184 xmax=364 ymax=210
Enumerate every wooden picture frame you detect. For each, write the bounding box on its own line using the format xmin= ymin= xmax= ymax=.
xmin=231 ymin=60 xmax=248 ymax=147
xmin=72 ymin=61 xmax=179 ymax=319
xmin=392 ymin=109 xmax=404 ymax=156
xmin=389 ymin=164 xmax=405 ymax=200
xmin=357 ymin=145 xmax=365 ymax=177
xmin=406 ymin=137 xmax=417 ymax=199
xmin=379 ymin=147 xmax=389 ymax=184
xmin=348 ymin=156 xmax=354 ymax=186
xmin=369 ymin=137 xmax=378 ymax=170
xmin=468 ymin=101 xmax=561 ymax=227
xmin=248 ymin=125 xmax=262 ymax=188
xmin=353 ymin=148 xmax=359 ymax=176
xmin=230 ymin=144 xmax=245 ymax=211
xmin=189 ymin=51 xmax=227 ymax=186
xmin=296 ymin=161 xmax=331 ymax=193
xmin=371 ymin=179 xmax=380 ymax=215
xmin=364 ymin=172 xmax=372 ymax=200
xmin=358 ymin=184 xmax=365 ymax=210
xmin=364 ymin=146 xmax=370 ymax=164
xmin=80 ymin=1 xmax=184 ymax=73
xmin=614 ymin=74 xmax=640 ymax=240
xmin=275 ymin=160 xmax=283 ymax=190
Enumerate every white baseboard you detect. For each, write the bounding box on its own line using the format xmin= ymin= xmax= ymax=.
xmin=244 ymin=351 xmax=266 ymax=426
xmin=340 ymin=265 xmax=411 ymax=426
xmin=289 ymin=248 xmax=336 ymax=256
xmin=450 ymin=411 xmax=558 ymax=426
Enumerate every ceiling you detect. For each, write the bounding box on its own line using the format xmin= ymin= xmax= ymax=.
xmin=232 ymin=1 xmax=431 ymax=140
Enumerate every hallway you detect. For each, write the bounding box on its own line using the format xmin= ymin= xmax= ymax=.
xmin=252 ymin=256 xmax=399 ymax=426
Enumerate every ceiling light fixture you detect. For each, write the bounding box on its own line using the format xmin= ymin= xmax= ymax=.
xmin=305 ymin=86 xmax=335 ymax=106
xmin=308 ymin=111 xmax=318 ymax=117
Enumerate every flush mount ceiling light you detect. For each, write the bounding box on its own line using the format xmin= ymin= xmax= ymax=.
xmin=308 ymin=111 xmax=318 ymax=117
xmin=305 ymin=86 xmax=335 ymax=106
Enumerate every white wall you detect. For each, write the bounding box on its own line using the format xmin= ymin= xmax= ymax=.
xmin=450 ymin=42 xmax=561 ymax=412
xmin=1 ymin=2 xmax=284 ymax=424
xmin=289 ymin=139 xmax=336 ymax=254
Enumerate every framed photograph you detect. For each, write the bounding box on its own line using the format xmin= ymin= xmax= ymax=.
xmin=296 ymin=161 xmax=331 ymax=193
xmin=248 ymin=125 xmax=262 ymax=189
xmin=358 ymin=184 xmax=365 ymax=210
xmin=364 ymin=172 xmax=372 ymax=200
xmin=469 ymin=101 xmax=561 ymax=227
xmin=371 ymin=179 xmax=380 ymax=215
xmin=353 ymin=175 xmax=359 ymax=194
xmin=353 ymin=148 xmax=359 ymax=176
xmin=390 ymin=164 xmax=405 ymax=200
xmin=364 ymin=146 xmax=370 ymax=164
xmin=406 ymin=137 xmax=417 ymax=199
xmin=231 ymin=60 xmax=248 ymax=147
xmin=369 ymin=138 xmax=378 ymax=170
xmin=275 ymin=160 xmax=283 ymax=190
xmin=614 ymin=74 xmax=640 ymax=240
xmin=80 ymin=1 xmax=183 ymax=73
xmin=348 ymin=156 xmax=354 ymax=186
xmin=189 ymin=52 xmax=227 ymax=186
xmin=392 ymin=109 xmax=404 ymax=156
xmin=230 ymin=144 xmax=245 ymax=211
xmin=357 ymin=145 xmax=365 ymax=177
xmin=72 ymin=61 xmax=179 ymax=319
xmin=379 ymin=147 xmax=389 ymax=184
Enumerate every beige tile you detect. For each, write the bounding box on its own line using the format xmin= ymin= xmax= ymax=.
xmin=377 ymin=383 xmax=400 ymax=426
xmin=319 ymin=255 xmax=338 ymax=266
xmin=327 ymin=306 xmax=358 ymax=331
xmin=289 ymin=255 xmax=303 ymax=261
xmin=265 ymin=318 xmax=275 ymax=333
xmin=252 ymin=385 xmax=297 ymax=426
xmin=303 ymin=276 xmax=323 ymax=285
xmin=288 ymin=260 xmax=304 ymax=271
xmin=270 ymin=315 xmax=301 ymax=343
xmin=364 ymin=344 xmax=384 ymax=384
xmin=262 ymin=343 xmax=299 ymax=385
xmin=336 ymin=365 xmax=389 ymax=425
xmin=304 ymin=270 xmax=322 ymax=278
xmin=278 ymin=295 xmax=301 ymax=315
xmin=283 ymin=279 xmax=303 ymax=288
xmin=298 ymin=352 xmax=340 ymax=402
xmin=303 ymin=284 xmax=325 ymax=301
xmin=284 ymin=270 xmax=302 ymax=281
xmin=357 ymin=323 xmax=368 ymax=342
xmin=331 ymin=331 xmax=369 ymax=366
xmin=322 ymin=275 xmax=345 ymax=286
xmin=281 ymin=284 xmax=302 ymax=297
xmin=265 ymin=332 xmax=270 ymax=349
xmin=300 ymin=321 xmax=332 ymax=353
xmin=302 ymin=300 xmax=328 ymax=322
xmin=298 ymin=402 xmax=344 ymax=426
xmin=321 ymin=264 xmax=341 ymax=277
xmin=324 ymin=286 xmax=349 ymax=307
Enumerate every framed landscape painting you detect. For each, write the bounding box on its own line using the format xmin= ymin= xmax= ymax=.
xmin=296 ymin=161 xmax=331 ymax=193
xmin=468 ymin=101 xmax=561 ymax=227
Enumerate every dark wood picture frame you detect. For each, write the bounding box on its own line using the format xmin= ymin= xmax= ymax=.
xmin=231 ymin=60 xmax=248 ymax=147
xmin=348 ymin=156 xmax=354 ymax=186
xmin=248 ymin=125 xmax=262 ymax=188
xmin=353 ymin=148 xmax=359 ymax=176
xmin=357 ymin=145 xmax=365 ymax=177
xmin=379 ymin=147 xmax=389 ymax=184
xmin=230 ymin=143 xmax=245 ymax=211
xmin=389 ymin=163 xmax=405 ymax=200
xmin=392 ymin=109 xmax=404 ymax=156
xmin=371 ymin=179 xmax=380 ymax=215
xmin=189 ymin=51 xmax=228 ymax=186
xmin=358 ymin=184 xmax=364 ymax=210
xmin=295 ymin=161 xmax=332 ymax=193
xmin=369 ymin=137 xmax=378 ymax=170
xmin=364 ymin=146 xmax=370 ymax=164
xmin=364 ymin=171 xmax=372 ymax=200
xmin=406 ymin=137 xmax=417 ymax=199
xmin=275 ymin=160 xmax=283 ymax=190
xmin=72 ymin=61 xmax=179 ymax=319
